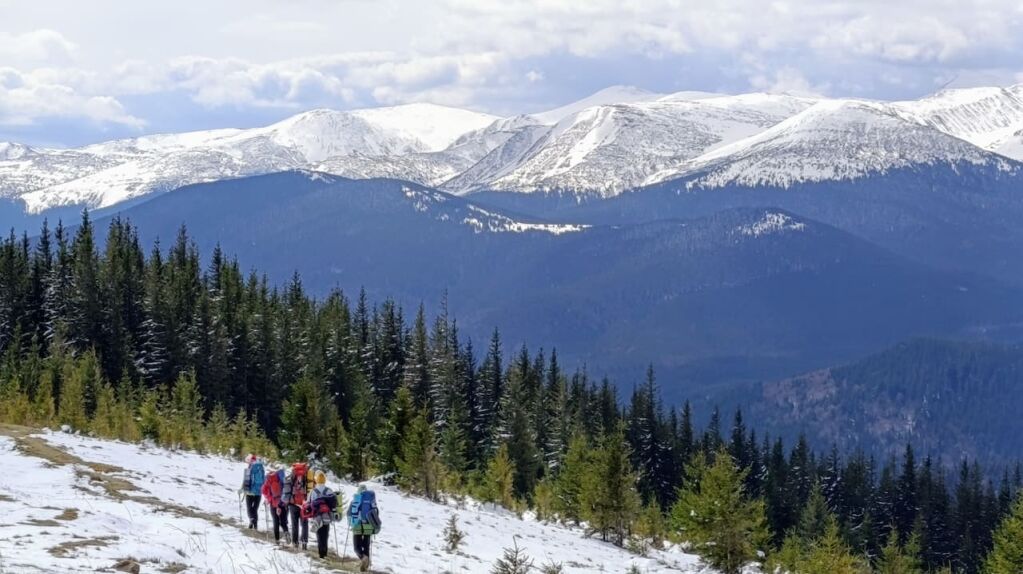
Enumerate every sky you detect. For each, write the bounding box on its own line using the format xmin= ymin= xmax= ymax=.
xmin=2 ymin=0 xmax=1022 ymax=147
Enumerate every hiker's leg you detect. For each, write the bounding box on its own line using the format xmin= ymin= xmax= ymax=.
xmin=352 ymin=534 xmax=365 ymax=557
xmin=317 ymin=524 xmax=329 ymax=558
xmin=271 ymin=507 xmax=281 ymax=540
xmin=301 ymin=517 xmax=309 ymax=547
xmin=247 ymin=495 xmax=259 ymax=528
xmin=289 ymin=505 xmax=300 ymax=544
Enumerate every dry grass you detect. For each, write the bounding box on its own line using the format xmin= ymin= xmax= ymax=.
xmin=55 ymin=508 xmax=79 ymax=521
xmin=48 ymin=535 xmax=118 ymax=558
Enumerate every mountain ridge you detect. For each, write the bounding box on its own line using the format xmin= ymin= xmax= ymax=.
xmin=3 ymin=84 xmax=1023 ymax=222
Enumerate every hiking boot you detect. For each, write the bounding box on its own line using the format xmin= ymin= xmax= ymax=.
xmin=359 ymin=556 xmax=369 ymax=572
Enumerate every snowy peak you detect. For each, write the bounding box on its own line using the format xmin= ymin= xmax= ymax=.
xmin=0 ymin=142 xmax=32 ymax=160
xmin=892 ymin=85 xmax=1023 ymax=157
xmin=350 ymin=102 xmax=499 ymax=151
xmin=529 ymin=85 xmax=663 ymax=124
xmin=4 ymin=83 xmax=1023 ymax=215
xmin=477 ymin=94 xmax=817 ymax=196
xmin=661 ymin=99 xmax=1017 ymax=189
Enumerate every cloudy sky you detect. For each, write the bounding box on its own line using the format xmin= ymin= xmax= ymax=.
xmin=2 ymin=0 xmax=1022 ymax=146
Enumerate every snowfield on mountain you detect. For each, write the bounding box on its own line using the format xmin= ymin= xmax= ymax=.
xmin=0 ymin=427 xmax=711 ymax=573
xmin=2 ymin=83 xmax=1023 ymax=219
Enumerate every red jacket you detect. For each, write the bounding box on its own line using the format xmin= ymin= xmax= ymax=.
xmin=261 ymin=469 xmax=285 ymax=507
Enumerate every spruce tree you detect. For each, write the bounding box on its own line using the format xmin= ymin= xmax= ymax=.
xmin=877 ymin=528 xmax=924 ymax=574
xmin=580 ymin=424 xmax=640 ymax=546
xmin=279 ymin=376 xmax=335 ymax=459
xmin=670 ymin=450 xmax=769 ymax=574
xmin=379 ymin=384 xmax=416 ymax=473
xmin=58 ymin=355 xmax=88 ymax=431
xmin=984 ymin=493 xmax=1023 ymax=573
xmin=554 ymin=433 xmax=591 ymax=524
xmin=483 ymin=443 xmax=516 ymax=509
xmin=395 ymin=409 xmax=441 ymax=500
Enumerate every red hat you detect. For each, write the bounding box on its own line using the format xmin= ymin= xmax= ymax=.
xmin=247 ymin=454 xmax=258 ymax=463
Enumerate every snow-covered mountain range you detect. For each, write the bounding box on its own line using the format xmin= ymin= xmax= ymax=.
xmin=2 ymin=84 xmax=1023 ymax=214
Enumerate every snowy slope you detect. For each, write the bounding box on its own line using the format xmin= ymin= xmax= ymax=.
xmin=651 ymin=99 xmax=1017 ymax=189
xmin=891 ymin=84 xmax=1023 ymax=160
xmin=0 ymin=428 xmax=708 ymax=573
xmin=4 ymin=84 xmax=1023 ymax=215
xmin=528 ymin=85 xmax=664 ymax=125
xmin=476 ymin=95 xmax=816 ymax=197
xmin=0 ymin=104 xmax=496 ymax=213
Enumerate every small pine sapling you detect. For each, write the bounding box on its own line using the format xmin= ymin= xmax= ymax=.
xmin=539 ymin=559 xmax=564 ymax=574
xmin=443 ymin=513 xmax=466 ymax=553
xmin=491 ymin=538 xmax=533 ymax=574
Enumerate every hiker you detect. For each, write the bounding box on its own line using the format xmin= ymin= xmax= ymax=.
xmin=348 ymin=483 xmax=381 ymax=572
xmin=240 ymin=454 xmax=265 ymax=529
xmin=282 ymin=461 xmax=311 ymax=549
xmin=302 ymin=470 xmax=340 ymax=559
xmin=261 ymin=467 xmax=290 ymax=542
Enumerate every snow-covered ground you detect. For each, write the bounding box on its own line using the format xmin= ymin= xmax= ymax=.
xmin=0 ymin=428 xmax=709 ymax=573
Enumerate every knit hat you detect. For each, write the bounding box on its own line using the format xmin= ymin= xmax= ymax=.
xmin=315 ymin=470 xmax=327 ymax=485
xmin=247 ymin=454 xmax=258 ymax=463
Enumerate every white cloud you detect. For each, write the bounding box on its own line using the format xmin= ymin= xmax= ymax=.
xmin=1 ymin=0 xmax=1022 ymax=143
xmin=749 ymin=67 xmax=829 ymax=97
xmin=0 ymin=29 xmax=77 ymax=65
xmin=0 ymin=67 xmax=142 ymax=128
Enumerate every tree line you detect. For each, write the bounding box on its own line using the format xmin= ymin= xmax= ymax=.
xmin=0 ymin=213 xmax=1021 ymax=573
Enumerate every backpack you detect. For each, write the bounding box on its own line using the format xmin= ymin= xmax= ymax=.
xmin=349 ymin=490 xmax=381 ymax=533
xmin=246 ymin=461 xmax=266 ymax=495
xmin=283 ymin=463 xmax=309 ymax=505
xmin=263 ymin=469 xmax=285 ymax=505
xmin=311 ymin=490 xmax=338 ymax=517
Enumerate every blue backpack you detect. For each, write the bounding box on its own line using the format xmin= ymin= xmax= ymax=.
xmin=245 ymin=461 xmax=266 ymax=495
xmin=349 ymin=490 xmax=381 ymax=533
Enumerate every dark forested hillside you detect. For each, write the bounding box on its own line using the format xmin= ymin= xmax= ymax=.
xmin=745 ymin=339 xmax=1023 ymax=466
xmin=90 ymin=171 xmax=1023 ymax=395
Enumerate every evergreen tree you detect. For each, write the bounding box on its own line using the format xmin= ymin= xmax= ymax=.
xmin=580 ymin=424 xmax=640 ymax=546
xmin=554 ymin=433 xmax=591 ymax=524
xmin=396 ymin=409 xmax=441 ymax=500
xmin=877 ymin=528 xmax=924 ymax=574
xmin=279 ymin=376 xmax=336 ymax=459
xmin=483 ymin=443 xmax=516 ymax=509
xmin=379 ymin=384 xmax=416 ymax=473
xmin=984 ymin=493 xmax=1023 ymax=573
xmin=670 ymin=450 xmax=769 ymax=574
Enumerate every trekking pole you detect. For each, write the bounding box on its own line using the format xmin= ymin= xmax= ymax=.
xmin=238 ymin=491 xmax=244 ymax=523
xmin=342 ymin=519 xmax=351 ymax=563
xmin=264 ymin=503 xmax=270 ymax=541
xmin=333 ymin=516 xmax=340 ymax=558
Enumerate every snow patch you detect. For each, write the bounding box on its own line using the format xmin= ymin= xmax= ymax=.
xmin=738 ymin=212 xmax=807 ymax=237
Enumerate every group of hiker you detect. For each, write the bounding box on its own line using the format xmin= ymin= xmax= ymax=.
xmin=240 ymin=455 xmax=382 ymax=571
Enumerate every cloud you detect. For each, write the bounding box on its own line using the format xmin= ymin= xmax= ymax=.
xmin=2 ymin=0 xmax=1023 ymax=144
xmin=0 ymin=67 xmax=143 ymax=128
xmin=748 ymin=67 xmax=829 ymax=97
xmin=0 ymin=29 xmax=78 ymax=65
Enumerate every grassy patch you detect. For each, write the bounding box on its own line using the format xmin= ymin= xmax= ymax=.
xmin=55 ymin=508 xmax=79 ymax=521
xmin=48 ymin=535 xmax=118 ymax=558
